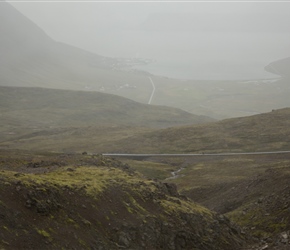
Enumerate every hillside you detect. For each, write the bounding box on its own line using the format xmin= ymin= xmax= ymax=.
xmin=2 ymin=99 xmax=290 ymax=154
xmin=106 ymin=108 xmax=290 ymax=154
xmin=0 ymin=86 xmax=213 ymax=152
xmin=0 ymin=150 xmax=250 ymax=250
xmin=105 ymin=108 xmax=290 ymax=249
xmin=0 ymin=1 xmax=156 ymax=104
xmin=124 ymin=152 xmax=290 ymax=249
xmin=0 ymin=86 xmax=212 ymax=128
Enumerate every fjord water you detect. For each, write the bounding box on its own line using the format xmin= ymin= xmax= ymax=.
xmin=93 ymin=30 xmax=289 ymax=80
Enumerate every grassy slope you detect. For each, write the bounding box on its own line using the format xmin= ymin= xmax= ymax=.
xmin=0 ymin=86 xmax=212 ymax=128
xmin=122 ymin=153 xmax=290 ymax=248
xmin=0 ymin=150 xmax=249 ymax=250
xmin=0 ymin=86 xmax=214 ymax=152
xmin=110 ymin=108 xmax=290 ymax=154
xmin=100 ymin=107 xmax=290 ymax=247
xmin=169 ymin=154 xmax=290 ymax=242
xmin=2 ymin=100 xmax=290 ymax=154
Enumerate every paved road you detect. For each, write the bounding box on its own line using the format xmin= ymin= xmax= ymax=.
xmin=148 ymin=77 xmax=156 ymax=104
xmin=103 ymin=151 xmax=290 ymax=157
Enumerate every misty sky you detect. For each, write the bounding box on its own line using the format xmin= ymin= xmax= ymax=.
xmin=8 ymin=1 xmax=290 ymax=80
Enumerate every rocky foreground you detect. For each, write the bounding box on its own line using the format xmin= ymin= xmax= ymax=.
xmin=0 ymin=150 xmax=251 ymax=250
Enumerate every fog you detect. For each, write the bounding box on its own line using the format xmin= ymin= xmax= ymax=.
xmin=10 ymin=1 xmax=290 ymax=80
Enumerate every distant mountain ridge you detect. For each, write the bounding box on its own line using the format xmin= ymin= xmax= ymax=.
xmin=0 ymin=1 xmax=128 ymax=90
xmin=0 ymin=0 xmax=50 ymax=57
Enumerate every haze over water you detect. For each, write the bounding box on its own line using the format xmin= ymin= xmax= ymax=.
xmin=10 ymin=1 xmax=290 ymax=81
xmin=106 ymin=31 xmax=289 ymax=80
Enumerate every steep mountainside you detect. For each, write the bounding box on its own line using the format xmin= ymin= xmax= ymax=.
xmin=0 ymin=150 xmax=250 ymax=250
xmin=0 ymin=1 xmax=150 ymax=97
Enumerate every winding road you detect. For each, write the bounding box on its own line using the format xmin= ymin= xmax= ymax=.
xmin=148 ymin=76 xmax=156 ymax=104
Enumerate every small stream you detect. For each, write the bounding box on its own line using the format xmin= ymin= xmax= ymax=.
xmin=166 ymin=166 xmax=186 ymax=180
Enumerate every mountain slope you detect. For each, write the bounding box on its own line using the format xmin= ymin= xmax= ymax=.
xmin=103 ymin=108 xmax=290 ymax=153
xmin=0 ymin=150 xmax=250 ymax=249
xmin=2 ymin=90 xmax=290 ymax=154
xmin=0 ymin=1 xmax=152 ymax=100
xmin=0 ymin=86 xmax=212 ymax=128
xmin=0 ymin=0 xmax=50 ymax=59
xmin=0 ymin=86 xmax=213 ymax=152
xmin=148 ymin=150 xmax=290 ymax=249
